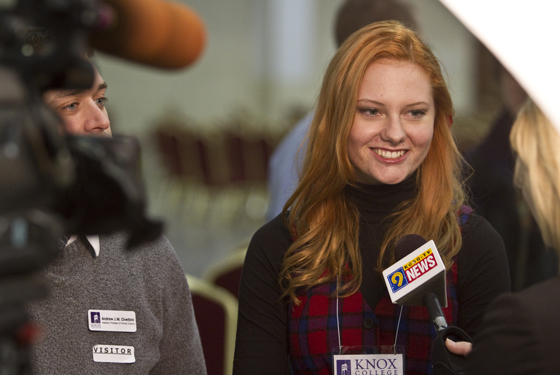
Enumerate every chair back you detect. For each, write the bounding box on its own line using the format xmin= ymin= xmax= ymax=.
xmin=204 ymin=246 xmax=247 ymax=299
xmin=187 ymin=274 xmax=238 ymax=375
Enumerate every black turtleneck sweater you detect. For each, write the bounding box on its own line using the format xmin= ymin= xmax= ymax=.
xmin=234 ymin=176 xmax=510 ymax=374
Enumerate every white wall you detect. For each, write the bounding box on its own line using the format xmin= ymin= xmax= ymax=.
xmin=96 ymin=0 xmax=477 ymax=138
xmin=402 ymin=0 xmax=477 ymax=115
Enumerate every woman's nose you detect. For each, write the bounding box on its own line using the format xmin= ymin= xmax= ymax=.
xmin=381 ymin=115 xmax=406 ymax=144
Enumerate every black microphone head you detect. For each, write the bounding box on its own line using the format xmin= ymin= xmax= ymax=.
xmin=394 ymin=234 xmax=427 ymax=261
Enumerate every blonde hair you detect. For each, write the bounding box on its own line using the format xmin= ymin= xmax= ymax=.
xmin=280 ymin=21 xmax=466 ymax=303
xmin=510 ymin=99 xmax=560 ymax=253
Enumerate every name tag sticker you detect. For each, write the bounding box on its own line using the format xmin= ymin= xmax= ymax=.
xmin=88 ymin=310 xmax=137 ymax=332
xmin=93 ymin=345 xmax=135 ymax=363
xmin=333 ymin=353 xmax=404 ymax=375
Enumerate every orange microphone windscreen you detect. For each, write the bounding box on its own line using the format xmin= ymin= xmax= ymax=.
xmin=90 ymin=0 xmax=206 ymax=70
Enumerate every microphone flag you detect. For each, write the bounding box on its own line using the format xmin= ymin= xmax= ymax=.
xmin=382 ymin=240 xmax=447 ymax=307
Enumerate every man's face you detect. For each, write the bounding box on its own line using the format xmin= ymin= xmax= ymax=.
xmin=43 ymin=66 xmax=111 ymax=136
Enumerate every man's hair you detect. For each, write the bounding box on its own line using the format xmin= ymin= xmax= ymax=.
xmin=334 ymin=0 xmax=418 ymax=47
xmin=281 ymin=21 xmax=464 ymax=303
xmin=510 ymin=99 xmax=560 ymax=253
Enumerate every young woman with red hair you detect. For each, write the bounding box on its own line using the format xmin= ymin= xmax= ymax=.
xmin=234 ymin=21 xmax=510 ymax=375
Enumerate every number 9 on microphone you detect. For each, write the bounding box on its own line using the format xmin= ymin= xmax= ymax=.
xmin=387 ymin=268 xmax=409 ymax=293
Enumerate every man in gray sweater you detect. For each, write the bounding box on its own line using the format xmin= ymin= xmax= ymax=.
xmin=26 ymin=48 xmax=207 ymax=374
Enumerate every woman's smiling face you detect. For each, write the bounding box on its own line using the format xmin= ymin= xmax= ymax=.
xmin=348 ymin=58 xmax=435 ymax=185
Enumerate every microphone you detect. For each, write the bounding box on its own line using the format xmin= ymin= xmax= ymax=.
xmin=89 ymin=0 xmax=206 ymax=70
xmin=384 ymin=235 xmax=472 ymax=375
xmin=382 ymin=234 xmax=448 ymax=331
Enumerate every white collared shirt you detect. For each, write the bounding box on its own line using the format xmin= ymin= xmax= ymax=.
xmin=64 ymin=235 xmax=100 ymax=257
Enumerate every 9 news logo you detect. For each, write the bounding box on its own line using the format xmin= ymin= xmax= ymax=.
xmin=387 ymin=248 xmax=437 ymax=293
xmin=387 ymin=268 xmax=409 ymax=293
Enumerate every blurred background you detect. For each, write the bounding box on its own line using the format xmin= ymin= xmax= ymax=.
xmin=93 ymin=0 xmax=504 ymax=277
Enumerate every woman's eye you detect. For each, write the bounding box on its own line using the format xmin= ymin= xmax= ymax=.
xmin=410 ymin=109 xmax=426 ymax=117
xmin=359 ymin=108 xmax=380 ymax=116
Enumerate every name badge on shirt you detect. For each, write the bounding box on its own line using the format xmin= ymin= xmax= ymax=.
xmin=93 ymin=345 xmax=135 ymax=363
xmin=333 ymin=353 xmax=404 ymax=375
xmin=88 ymin=310 xmax=137 ymax=332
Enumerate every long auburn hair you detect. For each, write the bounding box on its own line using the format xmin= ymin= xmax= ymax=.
xmin=280 ymin=21 xmax=466 ymax=303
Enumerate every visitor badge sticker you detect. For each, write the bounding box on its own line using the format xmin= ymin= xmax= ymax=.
xmin=88 ymin=310 xmax=137 ymax=332
xmin=93 ymin=345 xmax=135 ymax=363
xmin=333 ymin=353 xmax=403 ymax=375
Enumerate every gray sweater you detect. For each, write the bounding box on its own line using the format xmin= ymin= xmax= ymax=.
xmin=28 ymin=233 xmax=206 ymax=374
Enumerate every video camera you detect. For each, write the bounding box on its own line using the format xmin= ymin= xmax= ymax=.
xmin=0 ymin=0 xmax=163 ymax=372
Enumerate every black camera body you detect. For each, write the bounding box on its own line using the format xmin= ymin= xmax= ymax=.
xmin=0 ymin=1 xmax=162 ymax=372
